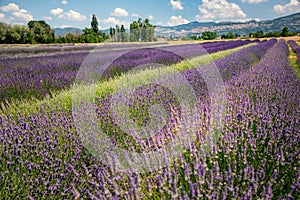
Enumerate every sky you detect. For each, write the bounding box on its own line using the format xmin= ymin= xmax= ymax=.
xmin=0 ymin=0 xmax=300 ymax=29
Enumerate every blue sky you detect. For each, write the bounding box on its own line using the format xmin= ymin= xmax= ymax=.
xmin=0 ymin=0 xmax=299 ymax=29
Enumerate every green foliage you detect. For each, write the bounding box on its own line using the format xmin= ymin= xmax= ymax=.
xmin=55 ymin=32 xmax=84 ymax=43
xmin=201 ymin=31 xmax=217 ymax=40
xmin=264 ymin=31 xmax=281 ymax=38
xmin=91 ymin=14 xmax=99 ymax=34
xmin=281 ymin=27 xmax=289 ymax=37
xmin=253 ymin=30 xmax=264 ymax=38
xmin=120 ymin=25 xmax=126 ymax=42
xmin=249 ymin=27 xmax=297 ymax=38
xmin=281 ymin=27 xmax=296 ymax=37
xmin=82 ymin=14 xmax=108 ymax=43
xmin=82 ymin=27 xmax=101 ymax=43
xmin=221 ymin=32 xmax=239 ymax=39
xmin=289 ymin=47 xmax=300 ymax=79
xmin=0 ymin=22 xmax=30 ymax=44
xmin=0 ymin=15 xmax=108 ymax=44
xmin=109 ymin=25 xmax=127 ymax=42
xmin=27 ymin=20 xmax=55 ymax=43
xmin=130 ymin=18 xmax=155 ymax=42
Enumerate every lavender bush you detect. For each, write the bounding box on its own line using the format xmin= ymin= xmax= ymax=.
xmin=0 ymin=40 xmax=253 ymax=105
xmin=1 ymin=39 xmax=298 ymax=199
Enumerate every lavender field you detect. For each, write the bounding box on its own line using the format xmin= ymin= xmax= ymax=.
xmin=0 ymin=39 xmax=299 ymax=199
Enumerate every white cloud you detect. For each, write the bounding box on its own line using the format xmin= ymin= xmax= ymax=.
xmin=111 ymin=7 xmax=128 ymax=17
xmin=100 ymin=17 xmax=130 ymax=29
xmin=43 ymin=16 xmax=52 ymax=21
xmin=50 ymin=8 xmax=64 ymax=16
xmin=167 ymin=15 xmax=189 ymax=26
xmin=11 ymin=9 xmax=33 ymax=22
xmin=59 ymin=10 xmax=87 ymax=21
xmin=61 ymin=0 xmax=68 ymax=4
xmin=60 ymin=25 xmax=71 ymax=28
xmin=170 ymin=0 xmax=184 ymax=10
xmin=131 ymin=13 xmax=140 ymax=17
xmin=101 ymin=17 xmax=121 ymax=24
xmin=148 ymin=15 xmax=154 ymax=20
xmin=0 ymin=3 xmax=19 ymax=12
xmin=51 ymin=8 xmax=86 ymax=21
xmin=196 ymin=0 xmax=247 ymax=22
xmin=273 ymin=0 xmax=300 ymax=14
xmin=0 ymin=13 xmax=5 ymax=19
xmin=241 ymin=0 xmax=267 ymax=3
xmin=0 ymin=3 xmax=33 ymax=23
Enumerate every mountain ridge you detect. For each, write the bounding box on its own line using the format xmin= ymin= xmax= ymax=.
xmin=54 ymin=12 xmax=300 ymax=37
xmin=155 ymin=12 xmax=300 ymax=37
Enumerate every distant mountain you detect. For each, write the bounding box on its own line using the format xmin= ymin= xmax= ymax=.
xmin=155 ymin=12 xmax=300 ymax=37
xmin=54 ymin=12 xmax=300 ymax=38
xmin=54 ymin=27 xmax=121 ymax=37
xmin=54 ymin=27 xmax=83 ymax=37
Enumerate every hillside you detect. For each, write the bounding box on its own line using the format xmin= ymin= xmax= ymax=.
xmin=156 ymin=12 xmax=300 ymax=37
xmin=54 ymin=12 xmax=300 ymax=38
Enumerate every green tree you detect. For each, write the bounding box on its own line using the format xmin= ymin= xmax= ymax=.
xmin=227 ymin=32 xmax=234 ymax=39
xmin=130 ymin=20 xmax=139 ymax=42
xmin=27 ymin=20 xmax=55 ymax=43
xmin=281 ymin=27 xmax=289 ymax=37
xmin=65 ymin=32 xmax=75 ymax=43
xmin=0 ymin=22 xmax=7 ymax=43
xmin=0 ymin=22 xmax=31 ymax=44
xmin=254 ymin=30 xmax=264 ymax=38
xmin=249 ymin=32 xmax=254 ymax=38
xmin=109 ymin=27 xmax=113 ymax=41
xmin=201 ymin=31 xmax=217 ymax=40
xmin=83 ymin=14 xmax=107 ymax=43
xmin=130 ymin=18 xmax=155 ymax=42
xmin=110 ymin=27 xmax=116 ymax=42
xmin=143 ymin=18 xmax=155 ymax=42
xmin=14 ymin=25 xmax=30 ymax=43
xmin=91 ymin=14 xmax=99 ymax=34
xmin=116 ymin=25 xmax=120 ymax=42
xmin=82 ymin=28 xmax=99 ymax=43
xmin=120 ymin=25 xmax=125 ymax=42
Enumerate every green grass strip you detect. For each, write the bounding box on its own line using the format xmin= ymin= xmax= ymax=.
xmin=289 ymin=49 xmax=300 ymax=79
xmin=1 ymin=43 xmax=256 ymax=118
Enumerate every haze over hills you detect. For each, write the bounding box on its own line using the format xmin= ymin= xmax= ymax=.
xmin=54 ymin=12 xmax=300 ymax=38
xmin=155 ymin=12 xmax=300 ymax=37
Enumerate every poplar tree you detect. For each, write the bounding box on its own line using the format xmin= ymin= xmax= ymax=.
xmin=91 ymin=14 xmax=98 ymax=34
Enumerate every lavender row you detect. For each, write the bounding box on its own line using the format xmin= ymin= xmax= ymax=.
xmin=182 ymin=39 xmax=276 ymax=98
xmin=98 ymin=39 xmax=299 ymax=198
xmin=0 ymin=42 xmax=168 ymax=59
xmin=99 ymin=40 xmax=256 ymax=80
xmin=95 ymin=39 xmax=275 ymax=151
xmin=161 ymin=39 xmax=257 ymax=58
xmin=288 ymin=40 xmax=300 ymax=65
xmin=0 ymin=40 xmax=253 ymax=105
xmin=1 ymin=40 xmax=299 ymax=198
xmin=218 ymin=39 xmax=299 ymax=198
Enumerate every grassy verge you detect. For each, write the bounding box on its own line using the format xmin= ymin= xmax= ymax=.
xmin=289 ymin=48 xmax=300 ymax=78
xmin=1 ymin=43 xmax=256 ymax=118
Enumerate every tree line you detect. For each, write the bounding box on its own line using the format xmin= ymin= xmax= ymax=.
xmin=0 ymin=15 xmax=156 ymax=44
xmin=187 ymin=27 xmax=297 ymax=41
xmin=248 ymin=27 xmax=296 ymax=38
xmin=220 ymin=27 xmax=296 ymax=39
xmin=0 ymin=20 xmax=55 ymax=44
xmin=108 ymin=18 xmax=155 ymax=42
xmin=109 ymin=25 xmax=127 ymax=42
